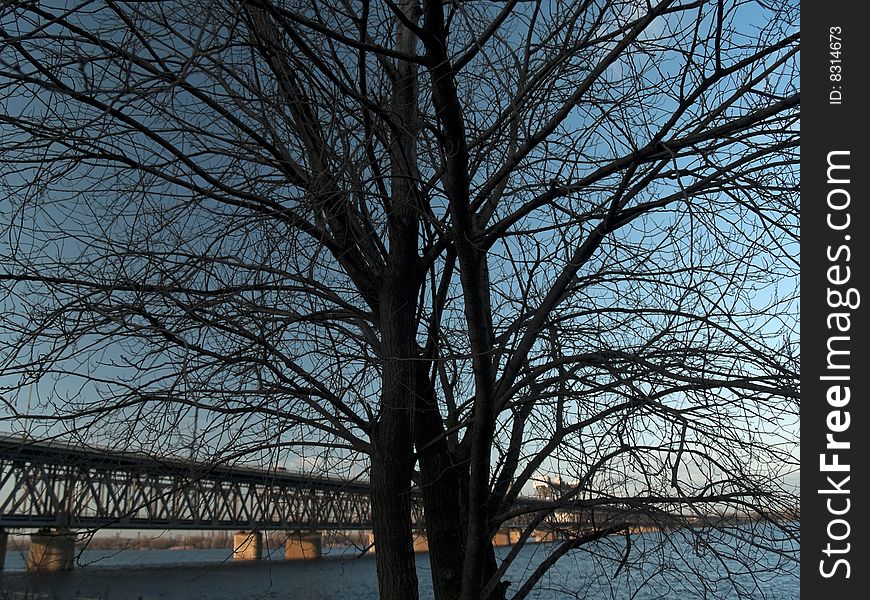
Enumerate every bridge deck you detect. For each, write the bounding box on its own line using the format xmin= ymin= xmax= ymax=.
xmin=0 ymin=435 xmax=600 ymax=532
xmin=0 ymin=434 xmax=374 ymax=530
xmin=0 ymin=434 xmax=369 ymax=493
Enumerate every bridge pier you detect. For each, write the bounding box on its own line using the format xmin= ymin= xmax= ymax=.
xmin=27 ymin=528 xmax=75 ymax=572
xmin=285 ymin=531 xmax=322 ymax=560
xmin=534 ymin=529 xmax=558 ymax=542
xmin=493 ymin=527 xmax=522 ymax=546
xmin=232 ymin=531 xmax=263 ymax=560
xmin=367 ymin=531 xmax=430 ymax=553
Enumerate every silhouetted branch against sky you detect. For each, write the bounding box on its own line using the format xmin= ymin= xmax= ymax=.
xmin=1 ymin=1 xmax=798 ymax=598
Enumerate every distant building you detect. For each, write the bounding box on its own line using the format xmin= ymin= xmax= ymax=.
xmin=533 ymin=477 xmax=577 ymax=501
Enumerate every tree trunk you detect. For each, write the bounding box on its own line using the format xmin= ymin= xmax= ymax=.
xmin=415 ymin=362 xmax=508 ymax=600
xmin=370 ymin=274 xmax=420 ymax=600
xmin=482 ymin=542 xmax=507 ymax=600
xmin=415 ymin=366 xmax=467 ymax=600
xmin=369 ymin=0 xmax=423 ymax=596
xmin=418 ymin=1 xmax=500 ymax=595
xmin=370 ymin=451 xmax=419 ymax=600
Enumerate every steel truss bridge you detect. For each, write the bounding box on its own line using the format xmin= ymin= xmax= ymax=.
xmin=0 ymin=435 xmax=379 ymax=531
xmin=0 ymin=435 xmax=604 ymax=533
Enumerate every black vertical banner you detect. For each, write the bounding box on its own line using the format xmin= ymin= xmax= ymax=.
xmin=802 ymin=2 xmax=870 ymax=597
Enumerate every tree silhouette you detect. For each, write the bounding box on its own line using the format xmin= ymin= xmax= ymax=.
xmin=1 ymin=1 xmax=798 ymax=598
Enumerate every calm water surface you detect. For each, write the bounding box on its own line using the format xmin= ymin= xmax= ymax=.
xmin=0 ymin=534 xmax=798 ymax=599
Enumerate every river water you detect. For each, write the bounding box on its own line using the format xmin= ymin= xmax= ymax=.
xmin=0 ymin=532 xmax=798 ymax=599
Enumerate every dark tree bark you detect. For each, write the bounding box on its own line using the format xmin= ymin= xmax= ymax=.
xmin=369 ymin=2 xmax=425 ymax=596
xmin=414 ymin=365 xmax=468 ymax=600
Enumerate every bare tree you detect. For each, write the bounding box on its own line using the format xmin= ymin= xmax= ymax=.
xmin=0 ymin=1 xmax=798 ymax=599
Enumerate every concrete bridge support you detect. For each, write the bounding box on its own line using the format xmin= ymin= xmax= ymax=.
xmin=285 ymin=531 xmax=322 ymax=560
xmin=368 ymin=531 xmax=430 ymax=553
xmin=27 ymin=529 xmax=75 ymax=572
xmin=232 ymin=531 xmax=263 ymax=560
xmin=534 ymin=529 xmax=558 ymax=542
xmin=493 ymin=528 xmax=523 ymax=546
